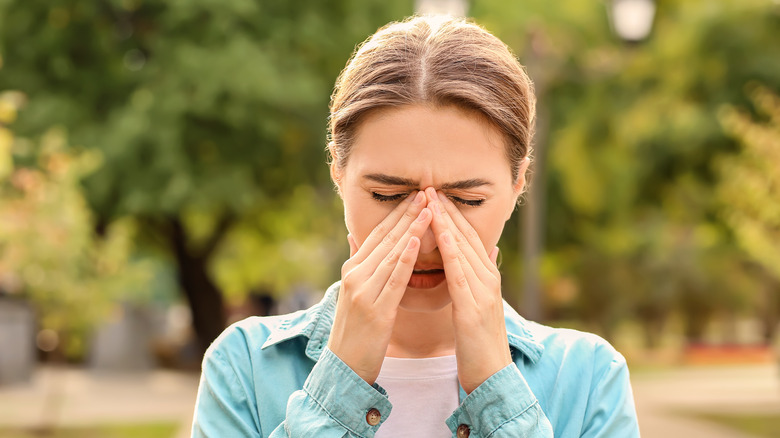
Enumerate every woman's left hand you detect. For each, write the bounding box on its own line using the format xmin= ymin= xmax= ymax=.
xmin=425 ymin=187 xmax=513 ymax=395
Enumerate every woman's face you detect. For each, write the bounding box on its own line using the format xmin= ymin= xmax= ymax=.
xmin=335 ymin=104 xmax=527 ymax=312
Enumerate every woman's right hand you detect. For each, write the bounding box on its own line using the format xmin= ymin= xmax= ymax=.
xmin=327 ymin=191 xmax=431 ymax=385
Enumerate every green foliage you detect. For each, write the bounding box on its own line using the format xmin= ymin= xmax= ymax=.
xmin=1 ymin=0 xmax=778 ymax=348
xmin=212 ymin=185 xmax=347 ymax=302
xmin=0 ymin=0 xmax=412 ymax=222
xmin=0 ymin=0 xmax=416 ymax=349
xmin=717 ymin=85 xmax=780 ymax=279
xmin=0 ymin=96 xmax=152 ymax=359
xmin=479 ymin=0 xmax=780 ymax=341
xmin=0 ymin=0 xmax=412 ymax=312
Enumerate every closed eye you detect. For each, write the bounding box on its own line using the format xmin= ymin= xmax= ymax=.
xmin=449 ymin=196 xmax=484 ymax=207
xmin=371 ymin=192 xmax=408 ymax=202
xmin=371 ymin=192 xmax=484 ymax=207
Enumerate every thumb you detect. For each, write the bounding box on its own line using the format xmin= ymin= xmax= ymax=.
xmin=347 ymin=234 xmax=358 ymax=258
xmin=489 ymin=246 xmax=499 ymax=266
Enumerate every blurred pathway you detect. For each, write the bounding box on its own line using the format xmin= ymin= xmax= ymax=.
xmin=0 ymin=366 xmax=199 ymax=438
xmin=0 ymin=363 xmax=778 ymax=437
xmin=632 ymin=363 xmax=780 ymax=438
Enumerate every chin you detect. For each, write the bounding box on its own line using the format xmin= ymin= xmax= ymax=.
xmin=397 ymin=284 xmax=452 ymax=313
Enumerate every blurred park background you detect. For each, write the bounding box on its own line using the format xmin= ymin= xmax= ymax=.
xmin=0 ymin=0 xmax=778 ymax=436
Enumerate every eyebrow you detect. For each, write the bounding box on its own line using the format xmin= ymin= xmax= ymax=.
xmin=362 ymin=173 xmax=493 ymax=190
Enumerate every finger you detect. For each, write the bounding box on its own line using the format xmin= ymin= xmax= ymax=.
xmin=374 ymin=236 xmax=421 ymax=309
xmin=436 ymin=224 xmax=482 ymax=292
xmin=359 ymin=192 xmax=427 ymax=270
xmin=363 ymin=207 xmax=432 ymax=303
xmin=349 ymin=191 xmax=426 ymax=267
xmin=347 ymin=234 xmax=358 ymax=258
xmin=426 ymin=189 xmax=495 ymax=285
xmin=434 ymin=190 xmax=495 ymax=271
xmin=489 ymin=246 xmax=499 ymax=266
xmin=436 ymin=229 xmax=477 ymax=308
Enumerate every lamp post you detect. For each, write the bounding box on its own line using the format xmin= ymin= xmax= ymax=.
xmin=520 ymin=28 xmax=554 ymax=323
xmin=520 ymin=3 xmax=655 ymax=322
xmin=414 ymin=0 xmax=468 ymax=17
xmin=608 ymin=0 xmax=656 ymax=43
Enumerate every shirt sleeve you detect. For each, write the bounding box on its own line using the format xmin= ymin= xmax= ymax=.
xmin=444 ymin=344 xmax=640 ymax=438
xmin=580 ymin=352 xmax=640 ymax=438
xmin=191 ymin=347 xmax=262 ymax=438
xmin=445 ymin=363 xmax=554 ymax=438
xmin=191 ymin=341 xmax=393 ymax=438
xmin=270 ymin=347 xmax=393 ymax=437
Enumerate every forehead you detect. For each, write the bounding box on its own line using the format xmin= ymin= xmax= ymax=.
xmin=346 ymin=105 xmax=512 ymax=185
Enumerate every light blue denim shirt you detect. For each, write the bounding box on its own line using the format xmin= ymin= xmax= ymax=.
xmin=192 ymin=282 xmax=640 ymax=437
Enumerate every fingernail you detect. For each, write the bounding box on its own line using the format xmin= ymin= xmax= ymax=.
xmin=415 ymin=208 xmax=429 ymax=222
xmin=414 ymin=191 xmax=425 ymax=205
xmin=437 ymin=191 xmax=447 ymax=203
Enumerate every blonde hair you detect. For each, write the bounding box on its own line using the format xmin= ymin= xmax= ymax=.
xmin=327 ymin=15 xmax=536 ymax=183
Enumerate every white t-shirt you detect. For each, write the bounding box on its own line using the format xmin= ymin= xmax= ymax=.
xmin=375 ymin=355 xmax=460 ymax=437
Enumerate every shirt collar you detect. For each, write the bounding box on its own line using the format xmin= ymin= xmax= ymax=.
xmin=261 ymin=281 xmax=545 ymax=364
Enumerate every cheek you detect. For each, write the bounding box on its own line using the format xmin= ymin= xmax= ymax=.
xmin=343 ymin=198 xmax=392 ymax=246
xmin=462 ymin=209 xmax=506 ymax=251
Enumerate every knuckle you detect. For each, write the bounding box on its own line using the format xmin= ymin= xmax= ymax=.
xmin=463 ymin=227 xmax=479 ymax=242
xmin=385 ymin=274 xmax=401 ymax=290
xmin=381 ymin=230 xmax=398 ymax=247
xmin=401 ymin=208 xmax=417 ymax=223
xmin=341 ymin=269 xmax=358 ymax=288
xmin=452 ymin=232 xmax=464 ymax=244
xmin=455 ymin=274 xmax=469 ymax=289
xmin=384 ymin=248 xmax=400 ymax=266
xmin=484 ymin=292 xmax=502 ymax=308
xmin=372 ymin=221 xmax=388 ymax=238
xmin=348 ymin=292 xmax=367 ymax=308
xmin=442 ymin=252 xmax=456 ymax=264
xmin=341 ymin=259 xmax=354 ymax=277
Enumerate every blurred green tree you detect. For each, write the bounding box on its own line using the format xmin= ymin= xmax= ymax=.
xmin=0 ymin=0 xmax=412 ymax=352
xmin=0 ymin=91 xmax=150 ymax=360
xmin=476 ymin=0 xmax=779 ymax=342
xmin=717 ymin=85 xmax=780 ymax=343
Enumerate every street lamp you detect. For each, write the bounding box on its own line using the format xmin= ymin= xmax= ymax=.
xmin=608 ymin=0 xmax=656 ymax=42
xmin=415 ymin=0 xmax=468 ymax=17
xmin=521 ymin=3 xmax=656 ymax=322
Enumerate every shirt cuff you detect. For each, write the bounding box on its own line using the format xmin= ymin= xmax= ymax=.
xmin=303 ymin=346 xmax=392 ymax=436
xmin=446 ymin=363 xmax=542 ymax=437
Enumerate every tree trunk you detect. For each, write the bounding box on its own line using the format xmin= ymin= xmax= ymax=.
xmin=760 ymin=274 xmax=779 ymax=344
xmin=169 ymin=217 xmax=227 ymax=356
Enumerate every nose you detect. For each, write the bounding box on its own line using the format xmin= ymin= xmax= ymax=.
xmin=418 ymin=224 xmax=438 ymax=254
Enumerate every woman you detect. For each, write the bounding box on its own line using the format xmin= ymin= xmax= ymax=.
xmin=192 ymin=15 xmax=639 ymax=438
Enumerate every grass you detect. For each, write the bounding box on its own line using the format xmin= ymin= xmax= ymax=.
xmin=689 ymin=412 xmax=780 ymax=438
xmin=0 ymin=422 xmax=179 ymax=438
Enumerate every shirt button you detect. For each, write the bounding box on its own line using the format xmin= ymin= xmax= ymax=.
xmin=366 ymin=408 xmax=381 ymax=426
xmin=457 ymin=424 xmax=471 ymax=438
